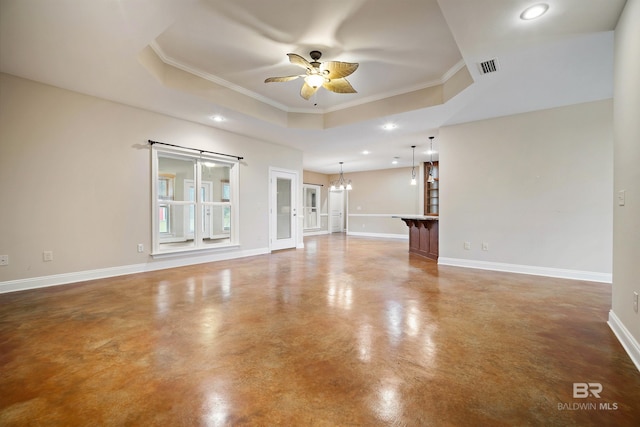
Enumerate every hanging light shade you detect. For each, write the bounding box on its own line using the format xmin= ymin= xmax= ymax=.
xmin=427 ymin=136 xmax=435 ymax=183
xmin=304 ymin=74 xmax=325 ymax=89
xmin=410 ymin=145 xmax=417 ymax=185
xmin=330 ymin=162 xmax=352 ymax=191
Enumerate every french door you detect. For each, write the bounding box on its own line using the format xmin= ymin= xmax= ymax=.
xmin=270 ymin=168 xmax=298 ymax=250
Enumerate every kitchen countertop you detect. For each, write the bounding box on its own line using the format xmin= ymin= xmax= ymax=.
xmin=392 ymin=215 xmax=439 ymax=220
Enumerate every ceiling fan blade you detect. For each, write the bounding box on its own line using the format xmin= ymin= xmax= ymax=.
xmin=300 ymin=82 xmax=320 ymax=100
xmin=323 ymin=78 xmax=357 ymax=94
xmin=265 ymin=75 xmax=302 ymax=83
xmin=287 ymin=53 xmax=313 ymax=70
xmin=321 ymin=61 xmax=359 ymax=79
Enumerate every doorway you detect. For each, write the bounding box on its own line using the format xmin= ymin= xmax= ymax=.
xmin=329 ymin=190 xmax=345 ymax=233
xmin=270 ymin=168 xmax=299 ymax=250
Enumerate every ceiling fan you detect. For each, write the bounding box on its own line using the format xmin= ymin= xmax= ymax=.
xmin=265 ymin=50 xmax=359 ymax=100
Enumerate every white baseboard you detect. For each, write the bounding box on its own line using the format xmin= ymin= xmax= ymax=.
xmin=347 ymin=231 xmax=408 ymax=240
xmin=608 ymin=310 xmax=640 ymax=373
xmin=0 ymin=247 xmax=270 ymax=294
xmin=303 ymin=230 xmax=329 ymax=237
xmin=437 ymin=257 xmax=612 ymax=283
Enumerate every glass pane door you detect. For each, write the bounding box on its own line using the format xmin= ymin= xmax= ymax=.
xmin=270 ymin=168 xmax=298 ymax=251
xmin=277 ymin=177 xmax=292 ymax=239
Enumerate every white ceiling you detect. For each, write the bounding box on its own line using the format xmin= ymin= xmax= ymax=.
xmin=0 ymin=0 xmax=626 ymax=174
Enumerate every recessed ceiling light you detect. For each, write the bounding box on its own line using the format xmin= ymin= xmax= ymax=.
xmin=382 ymin=123 xmax=397 ymax=131
xmin=392 ymin=157 xmax=399 ymax=165
xmin=520 ymin=3 xmax=549 ymax=20
xmin=362 ymin=150 xmax=370 ymax=155
xmin=210 ymin=115 xmax=225 ymax=122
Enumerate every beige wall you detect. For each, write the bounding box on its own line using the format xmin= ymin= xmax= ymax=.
xmin=345 ymin=167 xmax=422 ymax=237
xmin=612 ymin=0 xmax=640 ymax=362
xmin=0 ymin=73 xmax=302 ymax=285
xmin=439 ymin=99 xmax=613 ymax=278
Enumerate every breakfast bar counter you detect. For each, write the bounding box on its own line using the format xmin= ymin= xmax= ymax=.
xmin=394 ymin=216 xmax=439 ymax=260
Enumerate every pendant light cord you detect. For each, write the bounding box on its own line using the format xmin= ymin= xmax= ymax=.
xmin=411 ymin=145 xmax=416 ymax=178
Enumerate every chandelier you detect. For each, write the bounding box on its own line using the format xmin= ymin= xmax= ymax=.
xmin=330 ymin=162 xmax=352 ymax=191
xmin=427 ymin=136 xmax=435 ymax=183
xmin=410 ymin=145 xmax=417 ymax=185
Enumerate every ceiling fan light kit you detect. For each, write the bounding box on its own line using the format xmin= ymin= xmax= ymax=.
xmin=265 ymin=51 xmax=359 ymax=100
xmin=304 ymin=74 xmax=325 ymax=89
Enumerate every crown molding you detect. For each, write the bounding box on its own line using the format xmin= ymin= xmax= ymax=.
xmin=149 ymin=42 xmax=467 ymax=116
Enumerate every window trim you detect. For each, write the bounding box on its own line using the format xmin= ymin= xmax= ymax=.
xmin=303 ymin=184 xmax=322 ymax=230
xmin=151 ymin=145 xmax=239 ymax=256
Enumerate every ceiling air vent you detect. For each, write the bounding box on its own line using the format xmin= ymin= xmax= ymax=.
xmin=478 ymin=58 xmax=500 ymax=75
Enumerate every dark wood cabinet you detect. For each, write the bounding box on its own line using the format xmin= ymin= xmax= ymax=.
xmin=400 ymin=217 xmax=439 ymax=261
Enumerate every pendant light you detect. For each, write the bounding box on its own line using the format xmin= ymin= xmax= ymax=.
xmin=410 ymin=145 xmax=417 ymax=185
xmin=427 ymin=136 xmax=435 ymax=183
xmin=330 ymin=162 xmax=352 ymax=191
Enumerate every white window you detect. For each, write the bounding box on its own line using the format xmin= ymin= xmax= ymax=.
xmin=158 ymin=173 xmax=175 ymax=235
xmin=303 ymin=184 xmax=321 ymax=230
xmin=152 ymin=147 xmax=239 ymax=254
xmin=221 ymin=180 xmax=231 ymax=232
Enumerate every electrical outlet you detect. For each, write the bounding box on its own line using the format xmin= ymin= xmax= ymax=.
xmin=137 ymin=244 xmax=144 ymax=253
xmin=634 ymin=291 xmax=638 ymax=313
xmin=482 ymin=242 xmax=489 ymax=251
xmin=464 ymin=242 xmax=471 ymax=250
xmin=43 ymin=251 xmax=53 ymax=262
xmin=0 ymin=255 xmax=8 ymax=266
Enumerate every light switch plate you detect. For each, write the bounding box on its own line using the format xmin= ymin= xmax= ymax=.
xmin=618 ymin=190 xmax=626 ymax=206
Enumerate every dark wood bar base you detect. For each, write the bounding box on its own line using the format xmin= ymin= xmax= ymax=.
xmin=399 ymin=217 xmax=439 ymax=260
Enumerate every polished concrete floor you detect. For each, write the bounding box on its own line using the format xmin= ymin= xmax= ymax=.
xmin=1 ymin=235 xmax=639 ymax=426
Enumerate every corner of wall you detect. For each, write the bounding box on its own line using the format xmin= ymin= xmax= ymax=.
xmin=608 ymin=310 xmax=640 ymax=372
